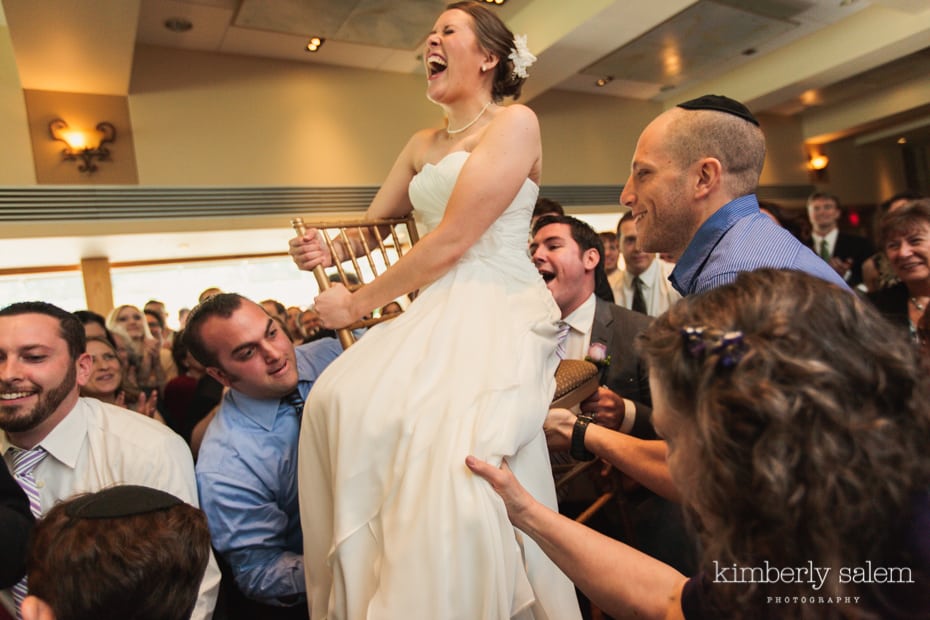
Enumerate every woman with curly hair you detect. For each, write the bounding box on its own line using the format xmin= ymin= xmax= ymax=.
xmin=469 ymin=268 xmax=930 ymax=619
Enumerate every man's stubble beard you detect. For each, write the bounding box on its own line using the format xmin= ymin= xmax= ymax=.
xmin=0 ymin=362 xmax=76 ymax=433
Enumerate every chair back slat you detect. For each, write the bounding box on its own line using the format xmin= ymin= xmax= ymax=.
xmin=290 ymin=214 xmax=420 ymax=348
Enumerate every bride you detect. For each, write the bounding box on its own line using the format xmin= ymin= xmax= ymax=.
xmin=289 ymin=2 xmax=581 ymax=618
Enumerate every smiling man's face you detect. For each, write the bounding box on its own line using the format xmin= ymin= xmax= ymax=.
xmin=620 ymin=110 xmax=703 ymax=256
xmin=0 ymin=313 xmax=87 ymax=440
xmin=201 ymin=301 xmax=298 ymax=400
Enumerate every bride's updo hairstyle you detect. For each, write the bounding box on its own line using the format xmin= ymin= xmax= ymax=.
xmin=638 ymin=268 xmax=930 ymax=619
xmin=447 ymin=1 xmax=526 ymax=101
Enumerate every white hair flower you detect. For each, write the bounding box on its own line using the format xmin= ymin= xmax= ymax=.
xmin=508 ymin=34 xmax=536 ymax=79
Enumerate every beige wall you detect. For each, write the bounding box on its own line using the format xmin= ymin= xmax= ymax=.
xmin=0 ymin=25 xmax=35 ymax=185
xmin=129 ymin=45 xmax=437 ymax=186
xmin=529 ymin=90 xmax=660 ymax=185
xmin=757 ymin=112 xmax=809 ymax=188
xmin=816 ymin=139 xmax=908 ymax=206
xmin=0 ymin=35 xmax=913 ymax=199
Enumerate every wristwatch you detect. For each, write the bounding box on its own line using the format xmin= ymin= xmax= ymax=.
xmin=570 ymin=415 xmax=596 ymax=461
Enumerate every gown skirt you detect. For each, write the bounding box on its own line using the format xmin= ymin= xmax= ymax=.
xmin=298 ymin=151 xmax=582 ymax=620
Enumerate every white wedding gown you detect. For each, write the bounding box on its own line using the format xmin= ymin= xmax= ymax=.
xmin=298 ymin=150 xmax=581 ymax=620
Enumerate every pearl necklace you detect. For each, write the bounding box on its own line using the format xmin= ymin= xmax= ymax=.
xmin=910 ymin=296 xmax=927 ymax=312
xmin=446 ymin=102 xmax=491 ymax=135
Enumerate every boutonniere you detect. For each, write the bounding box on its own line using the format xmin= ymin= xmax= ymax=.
xmin=585 ymin=342 xmax=611 ymax=368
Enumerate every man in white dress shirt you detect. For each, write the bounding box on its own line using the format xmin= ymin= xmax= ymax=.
xmin=0 ymin=301 xmax=220 ymax=620
xmin=612 ymin=211 xmax=681 ymax=317
xmin=530 ymin=215 xmax=652 ymax=436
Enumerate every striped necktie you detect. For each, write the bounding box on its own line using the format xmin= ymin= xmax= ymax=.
xmin=8 ymin=446 xmax=47 ymax=617
xmin=284 ymin=389 xmax=305 ymax=419
xmin=555 ymin=321 xmax=571 ymax=359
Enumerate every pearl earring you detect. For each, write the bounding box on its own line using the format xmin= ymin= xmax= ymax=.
xmin=481 ymin=66 xmax=487 ymax=73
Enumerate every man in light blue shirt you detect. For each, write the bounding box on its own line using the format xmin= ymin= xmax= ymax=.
xmin=620 ymin=94 xmax=847 ymax=296
xmin=185 ymin=293 xmax=341 ymax=614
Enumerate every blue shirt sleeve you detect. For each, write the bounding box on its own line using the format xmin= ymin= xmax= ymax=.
xmin=197 ymin=464 xmax=305 ymax=605
xmin=196 ymin=403 xmax=305 ymax=605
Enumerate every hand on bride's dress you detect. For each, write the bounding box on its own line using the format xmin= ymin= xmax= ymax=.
xmin=314 ymin=283 xmax=359 ymax=329
xmin=465 ymin=456 xmax=536 ymax=530
xmin=289 ymin=228 xmax=333 ymax=271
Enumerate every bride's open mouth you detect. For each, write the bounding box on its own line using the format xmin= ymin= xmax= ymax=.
xmin=427 ymin=54 xmax=447 ymax=78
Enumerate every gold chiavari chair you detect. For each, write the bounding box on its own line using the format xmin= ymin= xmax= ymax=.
xmin=291 ymin=215 xmax=420 ymax=349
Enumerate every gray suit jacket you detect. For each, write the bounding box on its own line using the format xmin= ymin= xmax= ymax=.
xmin=589 ymin=297 xmax=655 ymax=439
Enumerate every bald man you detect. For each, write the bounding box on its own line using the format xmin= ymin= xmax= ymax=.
xmin=620 ymin=94 xmax=846 ymax=295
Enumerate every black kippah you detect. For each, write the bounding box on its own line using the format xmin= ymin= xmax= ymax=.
xmin=64 ymin=485 xmax=183 ymax=519
xmin=677 ymin=94 xmax=759 ymax=127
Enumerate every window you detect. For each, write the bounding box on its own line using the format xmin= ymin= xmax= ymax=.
xmin=0 ymin=270 xmax=85 ymax=311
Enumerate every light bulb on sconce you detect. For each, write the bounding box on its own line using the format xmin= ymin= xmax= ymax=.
xmin=48 ymin=118 xmax=117 ymax=174
xmin=806 ymin=150 xmax=830 ymax=182
xmin=809 ymin=154 xmax=829 ymax=171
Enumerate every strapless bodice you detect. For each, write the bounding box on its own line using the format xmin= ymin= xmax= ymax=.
xmin=408 ymin=150 xmax=539 ymax=264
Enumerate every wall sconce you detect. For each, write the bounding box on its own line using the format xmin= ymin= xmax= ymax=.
xmin=48 ymin=118 xmax=116 ymax=174
xmin=808 ymin=153 xmax=829 ymax=171
xmin=807 ymin=151 xmax=829 ymax=182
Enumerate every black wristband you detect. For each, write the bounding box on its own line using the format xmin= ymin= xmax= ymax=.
xmin=570 ymin=415 xmax=596 ymax=461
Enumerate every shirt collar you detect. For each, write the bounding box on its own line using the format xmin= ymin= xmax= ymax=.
xmin=812 ymin=228 xmax=838 ymax=246
xmin=670 ymin=194 xmax=760 ymax=295
xmin=224 ymin=351 xmax=315 ymax=431
xmin=623 ymin=257 xmax=659 ymax=288
xmin=2 ymin=398 xmax=88 ymax=470
xmin=562 ymin=292 xmax=596 ymax=335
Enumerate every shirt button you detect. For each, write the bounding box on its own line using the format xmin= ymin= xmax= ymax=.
xmin=36 ymin=480 xmax=45 ymax=488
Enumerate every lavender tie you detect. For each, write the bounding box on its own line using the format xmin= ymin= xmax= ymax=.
xmin=8 ymin=446 xmax=47 ymax=618
xmin=555 ymin=321 xmax=571 ymax=360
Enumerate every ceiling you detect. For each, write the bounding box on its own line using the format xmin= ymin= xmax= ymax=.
xmin=2 ymin=0 xmax=929 ymax=122
xmin=1 ymin=0 xmax=930 ymax=270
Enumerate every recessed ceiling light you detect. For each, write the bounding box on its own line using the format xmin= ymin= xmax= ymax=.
xmin=306 ymin=37 xmax=325 ymax=52
xmin=595 ymin=76 xmax=613 ymax=87
xmin=898 ymin=137 xmax=908 ymax=144
xmin=164 ymin=17 xmax=193 ymax=33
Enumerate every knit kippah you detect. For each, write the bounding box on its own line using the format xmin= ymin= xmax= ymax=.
xmin=677 ymin=94 xmax=759 ymax=127
xmin=64 ymin=485 xmax=182 ymax=519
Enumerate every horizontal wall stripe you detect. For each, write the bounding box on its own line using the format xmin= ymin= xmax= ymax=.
xmin=0 ymin=184 xmax=814 ymax=222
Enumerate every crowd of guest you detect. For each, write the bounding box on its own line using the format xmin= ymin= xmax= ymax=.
xmin=0 ymin=283 xmax=415 ymax=619
xmin=2 ymin=199 xmax=927 ymax=620
xmin=2 ymin=195 xmax=927 ymax=618
xmin=586 ymin=190 xmax=929 ymax=351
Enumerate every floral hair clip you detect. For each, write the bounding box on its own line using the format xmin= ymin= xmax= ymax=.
xmin=509 ymin=34 xmax=536 ymax=78
xmin=681 ymin=326 xmax=746 ymax=369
